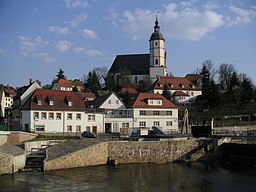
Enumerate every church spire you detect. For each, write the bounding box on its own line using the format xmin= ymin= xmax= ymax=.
xmin=154 ymin=14 xmax=160 ymax=32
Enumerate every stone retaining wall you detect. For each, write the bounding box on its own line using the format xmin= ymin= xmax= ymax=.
xmin=44 ymin=138 xmax=212 ymax=171
xmin=108 ymin=139 xmax=202 ymax=164
xmin=44 ymin=142 xmax=108 ymax=171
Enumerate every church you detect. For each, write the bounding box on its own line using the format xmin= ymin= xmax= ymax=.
xmin=109 ymin=17 xmax=168 ymax=84
xmin=109 ymin=17 xmax=202 ymax=103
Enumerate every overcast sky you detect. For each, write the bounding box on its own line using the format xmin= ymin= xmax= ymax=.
xmin=0 ymin=0 xmax=256 ymax=87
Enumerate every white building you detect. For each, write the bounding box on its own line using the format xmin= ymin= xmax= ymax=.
xmin=19 ymin=90 xmax=179 ymax=135
xmin=20 ymin=89 xmax=103 ymax=134
xmin=151 ymin=76 xmax=202 ymax=103
xmin=52 ymin=79 xmax=73 ymax=91
xmin=131 ymin=93 xmax=178 ymax=133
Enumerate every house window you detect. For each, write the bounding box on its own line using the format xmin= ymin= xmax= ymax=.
xmin=139 ymin=121 xmax=146 ymax=127
xmin=67 ymin=125 xmax=72 ymax=132
xmin=153 ymin=111 xmax=160 ymax=115
xmin=153 ymin=121 xmax=160 ymax=127
xmin=166 ymin=121 xmax=172 ymax=126
xmin=116 ymin=100 xmax=119 ymax=104
xmin=86 ymin=126 xmax=90 ymax=132
xmin=88 ymin=115 xmax=95 ymax=121
xmin=155 ymin=42 xmax=158 ymax=46
xmin=150 ymin=100 xmax=154 ymax=104
xmin=49 ymin=100 xmax=54 ymax=105
xmin=76 ymin=113 xmax=81 ymax=120
xmin=68 ymin=101 xmax=72 ymax=106
xmin=122 ymin=123 xmax=129 ymax=128
xmin=135 ymin=76 xmax=138 ymax=83
xmin=155 ymin=59 xmax=158 ymax=65
xmin=108 ymin=100 xmax=111 ymax=104
xmin=76 ymin=125 xmax=81 ymax=132
xmin=191 ymin=92 xmax=194 ymax=96
xmin=56 ymin=113 xmax=61 ymax=120
xmin=166 ymin=111 xmax=172 ymax=116
xmin=35 ymin=125 xmax=45 ymax=132
xmin=34 ymin=112 xmax=39 ymax=119
xmin=49 ymin=113 xmax=54 ymax=120
xmin=140 ymin=110 xmax=146 ymax=116
xmin=41 ymin=112 xmax=47 ymax=120
xmin=67 ymin=113 xmax=72 ymax=120
xmin=157 ymin=100 xmax=161 ymax=104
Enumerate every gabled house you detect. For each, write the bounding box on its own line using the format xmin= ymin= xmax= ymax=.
xmin=71 ymin=80 xmax=84 ymax=92
xmin=87 ymin=93 xmax=126 ymax=110
xmin=151 ymin=76 xmax=202 ymax=103
xmin=79 ymin=92 xmax=96 ymax=101
xmin=19 ymin=89 xmax=104 ymax=134
xmin=52 ymin=79 xmax=73 ymax=91
xmin=132 ymin=93 xmax=179 ymax=133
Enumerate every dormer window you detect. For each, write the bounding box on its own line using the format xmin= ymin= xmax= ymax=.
xmin=168 ymin=83 xmax=173 ymax=88
xmin=49 ymin=100 xmax=54 ymax=105
xmin=179 ymin=84 xmax=185 ymax=88
xmin=37 ymin=100 xmax=41 ymax=105
xmin=65 ymin=96 xmax=72 ymax=106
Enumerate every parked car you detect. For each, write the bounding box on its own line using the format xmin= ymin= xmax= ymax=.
xmin=81 ymin=131 xmax=97 ymax=138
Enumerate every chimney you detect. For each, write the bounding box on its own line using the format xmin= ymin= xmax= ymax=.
xmin=29 ymin=78 xmax=32 ymax=85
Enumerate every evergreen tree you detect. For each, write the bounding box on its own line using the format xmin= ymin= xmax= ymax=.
xmin=85 ymin=71 xmax=101 ymax=92
xmin=200 ymin=63 xmax=211 ymax=96
xmin=56 ymin=68 xmax=66 ymax=80
xmin=241 ymin=77 xmax=254 ymax=102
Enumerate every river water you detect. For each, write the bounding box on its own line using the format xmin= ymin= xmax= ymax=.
xmin=0 ymin=162 xmax=256 ymax=192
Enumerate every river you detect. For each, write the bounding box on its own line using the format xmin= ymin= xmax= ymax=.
xmin=0 ymin=161 xmax=256 ymax=192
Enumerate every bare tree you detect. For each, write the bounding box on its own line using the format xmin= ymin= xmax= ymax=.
xmin=93 ymin=67 xmax=108 ymax=83
xmin=218 ymin=63 xmax=235 ymax=90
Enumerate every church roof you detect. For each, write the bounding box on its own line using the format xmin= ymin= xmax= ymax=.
xmin=109 ymin=54 xmax=150 ymax=76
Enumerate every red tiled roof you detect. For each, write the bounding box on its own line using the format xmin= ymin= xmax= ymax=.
xmin=152 ymin=76 xmax=201 ymax=91
xmin=120 ymin=88 xmax=138 ymax=94
xmin=132 ymin=93 xmax=177 ymax=108
xmin=173 ymin=91 xmax=189 ymax=96
xmin=21 ymin=89 xmax=85 ymax=111
xmin=185 ymin=74 xmax=202 ymax=82
xmin=80 ymin=92 xmax=96 ymax=98
xmin=57 ymin=79 xmax=73 ymax=87
xmin=71 ymin=80 xmax=84 ymax=86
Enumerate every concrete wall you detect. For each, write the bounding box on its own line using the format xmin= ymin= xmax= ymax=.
xmin=0 ymin=131 xmax=10 ymax=146
xmin=44 ymin=142 xmax=108 ymax=171
xmin=44 ymin=138 xmax=212 ymax=171
xmin=7 ymin=132 xmax=38 ymax=143
xmin=0 ymin=152 xmax=26 ymax=175
xmin=24 ymin=140 xmax=65 ymax=154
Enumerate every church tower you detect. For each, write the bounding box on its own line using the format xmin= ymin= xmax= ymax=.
xmin=149 ymin=16 xmax=168 ymax=80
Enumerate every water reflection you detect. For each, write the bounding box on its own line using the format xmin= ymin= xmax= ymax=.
xmin=0 ymin=162 xmax=255 ymax=192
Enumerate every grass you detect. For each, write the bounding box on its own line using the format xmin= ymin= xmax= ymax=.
xmin=0 ymin=124 xmax=8 ymax=131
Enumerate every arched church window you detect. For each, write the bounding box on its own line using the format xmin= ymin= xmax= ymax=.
xmin=155 ymin=42 xmax=158 ymax=46
xmin=155 ymin=59 xmax=158 ymax=65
